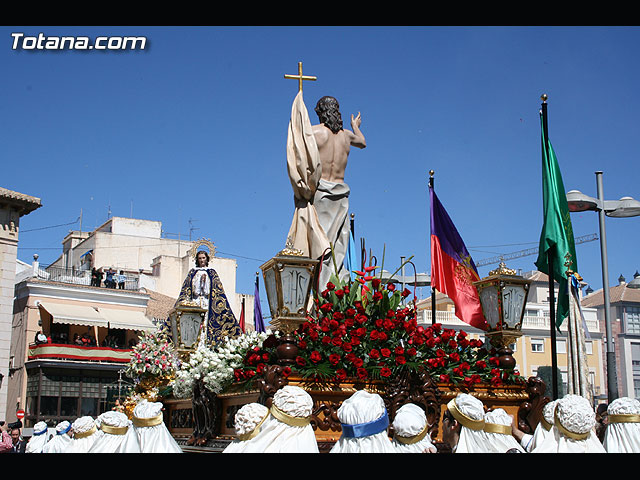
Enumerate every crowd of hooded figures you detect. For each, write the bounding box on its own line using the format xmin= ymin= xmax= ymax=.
xmin=14 ymin=387 xmax=640 ymax=454
xmin=222 ymin=386 xmax=640 ymax=454
xmin=16 ymin=399 xmax=182 ymax=454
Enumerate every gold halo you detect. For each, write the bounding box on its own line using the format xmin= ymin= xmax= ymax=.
xmin=189 ymin=238 xmax=216 ymax=260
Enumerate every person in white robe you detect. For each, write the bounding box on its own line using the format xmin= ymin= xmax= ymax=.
xmin=65 ymin=416 xmax=102 ymax=453
xmin=42 ymin=421 xmax=72 ymax=453
xmin=89 ymin=411 xmax=141 ymax=453
xmin=603 ymin=396 xmax=640 ymax=453
xmin=535 ymin=394 xmax=605 ymax=453
xmin=390 ymin=403 xmax=437 ymax=453
xmin=482 ymin=408 xmax=525 ymax=453
xmin=25 ymin=421 xmax=49 ymax=453
xmin=512 ymin=399 xmax=558 ymax=453
xmin=442 ymin=393 xmax=488 ymax=453
xmin=222 ymin=402 xmax=270 ymax=453
xmin=132 ymin=399 xmax=182 ymax=453
xmin=330 ymin=389 xmax=396 ymax=453
xmin=235 ymin=385 xmax=319 ymax=453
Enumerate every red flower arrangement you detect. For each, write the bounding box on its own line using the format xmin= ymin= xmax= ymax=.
xmin=281 ymin=268 xmax=525 ymax=387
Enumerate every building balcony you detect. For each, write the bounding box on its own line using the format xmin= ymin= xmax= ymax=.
xmin=27 ymin=342 xmax=133 ymax=364
xmin=42 ymin=265 xmax=139 ymax=291
xmin=418 ymin=311 xmax=601 ymax=334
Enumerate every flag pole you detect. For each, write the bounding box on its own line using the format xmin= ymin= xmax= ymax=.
xmin=429 ymin=170 xmax=436 ymax=325
xmin=541 ymin=94 xmax=559 ymax=400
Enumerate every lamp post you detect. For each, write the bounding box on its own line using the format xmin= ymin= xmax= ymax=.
xmin=260 ymin=243 xmax=319 ymax=365
xmin=168 ymin=301 xmax=207 ymax=362
xmin=473 ymin=262 xmax=532 ymax=369
xmin=566 ymin=171 xmax=640 ymax=402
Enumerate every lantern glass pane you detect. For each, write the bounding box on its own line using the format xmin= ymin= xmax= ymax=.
xmin=502 ymin=284 xmax=526 ymax=328
xmin=479 ymin=285 xmax=500 ymax=329
xmin=264 ymin=268 xmax=278 ymax=316
xmin=281 ymin=265 xmax=311 ymax=314
xmin=179 ymin=312 xmax=202 ymax=348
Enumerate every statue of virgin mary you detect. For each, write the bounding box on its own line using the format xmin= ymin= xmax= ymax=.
xmin=174 ymin=245 xmax=242 ymax=348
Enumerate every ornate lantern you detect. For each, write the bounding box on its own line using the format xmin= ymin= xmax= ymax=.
xmin=259 ymin=243 xmax=319 ymax=364
xmin=168 ymin=301 xmax=207 ymax=361
xmin=473 ymin=262 xmax=532 ymax=369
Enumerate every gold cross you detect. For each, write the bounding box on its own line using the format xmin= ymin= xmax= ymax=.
xmin=284 ymin=61 xmax=317 ymax=93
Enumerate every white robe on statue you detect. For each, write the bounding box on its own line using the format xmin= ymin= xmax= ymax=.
xmin=89 ymin=411 xmax=141 ymax=453
xmin=603 ymin=397 xmax=640 ymax=453
xmin=223 ymin=402 xmax=270 ymax=453
xmin=42 ymin=421 xmax=72 ymax=453
xmin=330 ymin=390 xmax=396 ymax=453
xmin=285 ymin=91 xmax=331 ymax=262
xmin=133 ymin=400 xmax=182 ymax=453
xmin=391 ymin=403 xmax=436 ymax=453
xmin=535 ymin=394 xmax=605 ymax=453
xmin=25 ymin=421 xmax=49 ymax=453
xmin=233 ymin=386 xmax=319 ymax=453
xmin=65 ymin=416 xmax=102 ymax=453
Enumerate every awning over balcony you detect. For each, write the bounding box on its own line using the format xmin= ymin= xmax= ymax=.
xmin=38 ymin=302 xmax=108 ymax=328
xmin=97 ymin=307 xmax=157 ymax=332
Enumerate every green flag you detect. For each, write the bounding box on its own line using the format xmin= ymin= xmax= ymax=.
xmin=534 ymin=111 xmax=578 ymax=327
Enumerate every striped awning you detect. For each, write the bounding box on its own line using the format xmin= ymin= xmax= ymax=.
xmin=97 ymin=307 xmax=157 ymax=332
xmin=38 ymin=302 xmax=108 ymax=328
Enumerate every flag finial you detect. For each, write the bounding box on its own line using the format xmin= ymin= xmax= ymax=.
xmin=541 ymin=93 xmax=548 ymax=103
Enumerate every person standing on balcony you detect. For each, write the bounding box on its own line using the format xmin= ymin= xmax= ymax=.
xmin=117 ymin=270 xmax=126 ymax=289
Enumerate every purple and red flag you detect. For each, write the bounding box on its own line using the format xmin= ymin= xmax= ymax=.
xmin=430 ymin=186 xmax=488 ymax=331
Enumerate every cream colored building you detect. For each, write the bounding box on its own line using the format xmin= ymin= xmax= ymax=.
xmin=417 ymin=270 xmax=606 ymax=403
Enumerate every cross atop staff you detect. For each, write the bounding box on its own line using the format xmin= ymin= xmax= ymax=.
xmin=284 ymin=61 xmax=317 ymax=93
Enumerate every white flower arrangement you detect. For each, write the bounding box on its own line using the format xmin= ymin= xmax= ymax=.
xmin=171 ymin=329 xmax=276 ymax=398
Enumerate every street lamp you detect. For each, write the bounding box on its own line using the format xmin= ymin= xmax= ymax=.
xmin=567 ymin=171 xmax=640 ymax=402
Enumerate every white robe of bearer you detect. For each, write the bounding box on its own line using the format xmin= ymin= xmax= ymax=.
xmin=90 ymin=411 xmax=141 ymax=453
xmin=391 ymin=403 xmax=436 ymax=453
xmin=535 ymin=394 xmax=605 ymax=453
xmin=603 ymin=397 xmax=640 ymax=453
xmin=447 ymin=393 xmax=488 ymax=453
xmin=482 ymin=409 xmax=525 ymax=453
xmin=66 ymin=416 xmax=102 ymax=453
xmin=43 ymin=421 xmax=72 ymax=453
xmin=234 ymin=385 xmax=319 ymax=453
xmin=525 ymin=400 xmax=558 ymax=453
xmin=330 ymin=390 xmax=396 ymax=453
xmin=222 ymin=402 xmax=270 ymax=453
xmin=25 ymin=421 xmax=49 ymax=453
xmin=133 ymin=400 xmax=182 ymax=453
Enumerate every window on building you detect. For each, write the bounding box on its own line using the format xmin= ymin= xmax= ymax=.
xmin=531 ymin=338 xmax=545 ymax=353
xmin=556 ymin=339 xmax=566 ymax=354
xmin=585 ymin=341 xmax=593 ymax=355
xmin=625 ymin=307 xmax=640 ymax=334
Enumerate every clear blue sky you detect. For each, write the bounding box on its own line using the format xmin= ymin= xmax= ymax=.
xmin=3 ymin=26 xmax=639 ymax=305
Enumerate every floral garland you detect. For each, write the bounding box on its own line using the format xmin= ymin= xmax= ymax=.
xmin=172 ymin=330 xmax=278 ymax=397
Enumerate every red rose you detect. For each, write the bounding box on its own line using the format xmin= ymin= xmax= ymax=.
xmin=395 ymin=346 xmax=404 ymax=355
xmin=380 ymin=367 xmax=392 ymax=378
xmin=297 ymin=340 xmax=307 ymax=349
xmin=476 ymin=360 xmax=487 ymax=369
xmin=336 ymin=369 xmax=347 ymax=381
xmin=356 ymin=368 xmax=368 ymax=380
xmin=373 ymin=291 xmax=383 ymax=301
xmin=448 ymin=339 xmax=457 ymax=349
xmin=489 ymin=356 xmax=500 ymax=366
xmin=395 ymin=355 xmax=406 ymax=365
xmin=371 ymin=278 xmax=381 ymax=289
xmin=407 ymin=348 xmax=417 ymax=356
xmin=449 ymin=352 xmax=460 ymax=362
xmin=345 ymin=308 xmax=356 ymax=318
xmin=310 ymin=351 xmax=322 ymax=364
xmin=329 ymin=354 xmax=341 ymax=366
xmin=355 ymin=314 xmax=368 ymax=324
xmin=331 ymin=337 xmax=343 ymax=348
xmin=335 ymin=289 xmax=345 ymax=299
xmin=387 ymin=283 xmax=395 ymax=291
xmin=342 ymin=343 xmax=353 ymax=352
xmin=282 ymin=366 xmax=292 ymax=377
xmin=326 ymin=282 xmax=336 ymax=291
xmin=295 ymin=356 xmax=306 ymax=366
xmin=320 ymin=303 xmax=333 ymax=313
xmin=369 ymin=349 xmax=380 ymax=360
xmin=383 ymin=319 xmax=394 ymax=331
xmin=262 ymin=353 xmax=270 ymax=361
xmin=439 ymin=374 xmax=450 ymax=383
xmin=352 ymin=357 xmax=364 ymax=368
xmin=370 ymin=330 xmax=379 ymax=340
xmin=381 ymin=348 xmax=391 ymax=358
xmin=401 ymin=288 xmax=411 ymax=298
